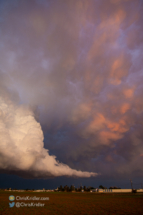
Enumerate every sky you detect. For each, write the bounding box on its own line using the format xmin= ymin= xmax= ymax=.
xmin=0 ymin=0 xmax=143 ymax=189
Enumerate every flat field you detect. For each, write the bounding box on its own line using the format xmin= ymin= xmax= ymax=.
xmin=0 ymin=191 xmax=143 ymax=215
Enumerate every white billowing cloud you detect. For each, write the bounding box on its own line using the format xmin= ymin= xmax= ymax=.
xmin=0 ymin=95 xmax=97 ymax=178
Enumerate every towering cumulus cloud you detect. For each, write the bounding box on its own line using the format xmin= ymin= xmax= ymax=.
xmin=0 ymin=95 xmax=96 ymax=178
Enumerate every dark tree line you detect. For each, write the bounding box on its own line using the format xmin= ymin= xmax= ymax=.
xmin=58 ymin=185 xmax=95 ymax=192
xmin=99 ymin=185 xmax=121 ymax=189
xmin=57 ymin=185 xmax=121 ymax=192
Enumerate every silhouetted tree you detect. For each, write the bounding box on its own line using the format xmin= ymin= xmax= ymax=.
xmin=83 ymin=186 xmax=87 ymax=191
xmin=70 ymin=185 xmax=75 ymax=191
xmin=109 ymin=186 xmax=121 ymax=189
xmin=99 ymin=185 xmax=107 ymax=189
xmin=64 ymin=185 xmax=69 ymax=191
xmin=58 ymin=185 xmax=63 ymax=191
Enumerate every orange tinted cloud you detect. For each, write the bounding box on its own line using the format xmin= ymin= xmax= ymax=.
xmin=81 ymin=111 xmax=129 ymax=143
xmin=123 ymin=88 xmax=134 ymax=98
xmin=110 ymin=54 xmax=129 ymax=85
xmin=99 ymin=9 xmax=126 ymax=29
xmin=120 ymin=103 xmax=130 ymax=114
xmin=107 ymin=118 xmax=128 ymax=133
xmin=113 ymin=9 xmax=126 ymax=25
xmin=70 ymin=103 xmax=92 ymax=124
xmin=87 ymin=113 xmax=106 ymax=132
xmin=107 ymin=122 xmax=120 ymax=132
xmin=99 ymin=130 xmax=123 ymax=146
xmin=87 ymin=33 xmax=107 ymax=61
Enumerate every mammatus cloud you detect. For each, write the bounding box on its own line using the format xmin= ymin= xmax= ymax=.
xmin=0 ymin=95 xmax=97 ymax=178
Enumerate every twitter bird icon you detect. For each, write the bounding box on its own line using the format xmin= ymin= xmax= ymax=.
xmin=9 ymin=202 xmax=15 ymax=208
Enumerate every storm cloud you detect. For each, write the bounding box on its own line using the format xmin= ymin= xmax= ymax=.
xmin=0 ymin=0 xmax=143 ymax=179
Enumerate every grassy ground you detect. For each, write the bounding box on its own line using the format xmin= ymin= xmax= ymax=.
xmin=0 ymin=191 xmax=143 ymax=215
